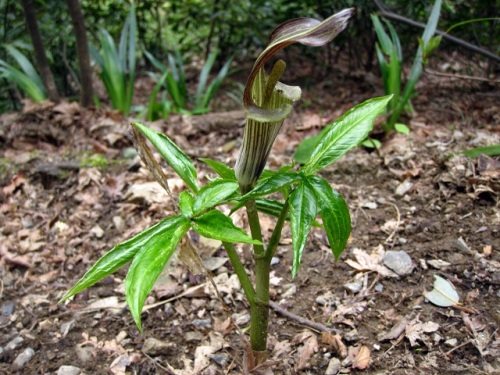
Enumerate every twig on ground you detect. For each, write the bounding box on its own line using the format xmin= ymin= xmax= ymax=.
xmin=373 ymin=0 xmax=500 ymax=63
xmin=425 ymin=69 xmax=500 ymax=83
xmin=269 ymin=301 xmax=344 ymax=335
xmin=445 ymin=339 xmax=473 ymax=357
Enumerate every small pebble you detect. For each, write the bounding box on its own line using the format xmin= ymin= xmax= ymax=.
xmin=75 ymin=345 xmax=93 ymax=365
xmin=325 ymin=357 xmax=341 ymax=375
xmin=232 ymin=312 xmax=250 ymax=326
xmin=395 ymin=180 xmax=414 ymax=197
xmin=344 ymin=281 xmax=362 ymax=293
xmin=185 ymin=331 xmax=204 ymax=342
xmin=210 ymin=353 xmax=230 ymax=366
xmin=5 ymin=336 xmax=24 ymax=352
xmin=57 ymin=365 xmax=81 ymax=375
xmin=445 ymin=338 xmax=458 ymax=347
xmin=112 ymin=216 xmax=125 ymax=231
xmin=192 ymin=319 xmax=212 ymax=329
xmin=427 ymin=259 xmax=450 ymax=270
xmin=433 ymin=333 xmax=443 ymax=343
xmin=374 ymin=283 xmax=384 ymax=292
xmin=0 ymin=302 xmax=15 ymax=316
xmin=122 ymin=147 xmax=138 ymax=159
xmin=344 ymin=328 xmax=359 ymax=342
xmin=383 ymin=250 xmax=414 ymax=276
xmin=90 ymin=225 xmax=104 ymax=239
xmin=13 ymin=347 xmax=35 ymax=369
xmin=271 ymin=257 xmax=280 ymax=265
xmin=361 ymin=201 xmax=378 ymax=209
xmin=142 ymin=338 xmax=175 ymax=356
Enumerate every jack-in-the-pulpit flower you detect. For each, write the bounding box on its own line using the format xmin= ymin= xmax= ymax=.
xmin=235 ymin=8 xmax=355 ymax=192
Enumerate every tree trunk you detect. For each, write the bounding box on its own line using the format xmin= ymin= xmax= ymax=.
xmin=21 ymin=0 xmax=60 ymax=103
xmin=66 ymin=0 xmax=93 ymax=107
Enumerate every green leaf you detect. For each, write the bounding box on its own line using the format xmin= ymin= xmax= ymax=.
xmin=303 ymin=95 xmax=393 ymax=174
xmin=199 ymin=158 xmax=237 ymax=180
xmin=361 ymin=138 xmax=382 ymax=149
xmin=390 ymin=0 xmax=442 ymax=128
xmin=289 ymin=180 xmax=318 ymax=277
xmin=147 ymin=71 xmax=170 ymax=121
xmin=255 ymin=198 xmax=286 ymax=218
xmin=255 ymin=198 xmax=322 ymax=228
xmin=309 ymin=176 xmax=351 ymax=259
xmin=462 ymin=144 xmax=500 ymax=157
xmin=192 ymin=210 xmax=262 ymax=245
xmin=132 ymin=122 xmax=199 ymax=193
xmin=4 ymin=44 xmax=45 ymax=92
xmin=194 ymin=49 xmax=218 ymax=109
xmin=395 ymin=123 xmax=410 ymax=135
xmin=243 ymin=172 xmax=300 ymax=200
xmin=293 ymin=133 xmax=322 ymax=164
xmin=371 ymin=14 xmax=393 ymax=55
xmin=60 ymin=215 xmax=186 ymax=302
xmin=179 ymin=191 xmax=194 ymax=217
xmin=193 ymin=180 xmax=239 ymax=214
xmin=126 ymin=217 xmax=190 ymax=331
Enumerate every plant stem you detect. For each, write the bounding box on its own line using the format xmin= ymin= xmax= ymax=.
xmin=264 ymin=200 xmax=289 ymax=262
xmin=244 ymin=197 xmax=269 ymax=362
xmin=222 ymin=241 xmax=255 ymax=303
xmin=245 ymin=198 xmax=265 ymax=257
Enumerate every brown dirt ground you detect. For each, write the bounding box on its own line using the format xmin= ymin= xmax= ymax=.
xmin=0 ymin=55 xmax=499 ymax=375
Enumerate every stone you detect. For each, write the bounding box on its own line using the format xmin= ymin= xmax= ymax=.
xmin=344 ymin=281 xmax=363 ymax=293
xmin=5 ymin=336 xmax=24 ymax=352
xmin=325 ymin=357 xmax=341 ymax=375
xmin=57 ymin=365 xmax=81 ymax=375
xmin=185 ymin=331 xmax=204 ymax=342
xmin=0 ymin=302 xmax=15 ymax=316
xmin=271 ymin=257 xmax=280 ymax=265
xmin=395 ymin=180 xmax=414 ymax=197
xmin=142 ymin=338 xmax=175 ymax=356
xmin=445 ymin=338 xmax=458 ymax=347
xmin=112 ymin=216 xmax=125 ymax=231
xmin=192 ymin=319 xmax=212 ymax=329
xmin=90 ymin=225 xmax=104 ymax=239
xmin=75 ymin=345 xmax=93 ymax=365
xmin=13 ymin=347 xmax=35 ymax=369
xmin=383 ymin=250 xmax=414 ymax=276
xmin=232 ymin=312 xmax=250 ymax=326
xmin=210 ymin=353 xmax=230 ymax=366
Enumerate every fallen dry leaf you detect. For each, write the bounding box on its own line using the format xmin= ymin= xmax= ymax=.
xmin=213 ymin=317 xmax=234 ymax=336
xmin=321 ymin=332 xmax=347 ymax=358
xmin=352 ymin=345 xmax=371 ymax=370
xmin=295 ymin=332 xmax=318 ymax=370
xmin=2 ymin=173 xmax=26 ymax=196
xmin=345 ymin=246 xmax=399 ymax=278
xmin=405 ymin=319 xmax=440 ymax=346
xmin=379 ymin=317 xmax=409 ymax=341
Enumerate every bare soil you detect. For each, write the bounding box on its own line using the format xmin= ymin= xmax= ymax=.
xmin=0 ymin=57 xmax=499 ymax=375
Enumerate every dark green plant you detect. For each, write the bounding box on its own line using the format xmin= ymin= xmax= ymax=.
xmin=145 ymin=47 xmax=232 ymax=115
xmin=372 ymin=0 xmax=442 ymax=133
xmin=463 ymin=144 xmax=500 ymax=158
xmin=89 ymin=5 xmax=137 ymax=115
xmin=0 ymin=44 xmax=47 ymax=102
xmin=61 ymin=8 xmax=391 ymax=367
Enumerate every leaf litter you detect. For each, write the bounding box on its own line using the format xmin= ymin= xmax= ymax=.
xmin=0 ymin=65 xmax=499 ymax=374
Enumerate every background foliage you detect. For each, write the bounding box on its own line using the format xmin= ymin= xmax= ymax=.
xmin=0 ymin=0 xmax=497 ymax=113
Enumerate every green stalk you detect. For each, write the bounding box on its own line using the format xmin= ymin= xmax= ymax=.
xmin=238 ymin=185 xmax=267 ymax=360
xmin=264 ymin=200 xmax=290 ymax=262
xmin=245 ymin=196 xmax=269 ymax=362
xmin=222 ymin=241 xmax=255 ymax=303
